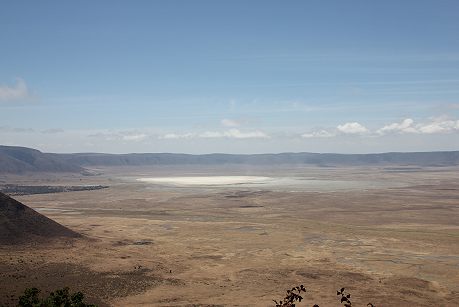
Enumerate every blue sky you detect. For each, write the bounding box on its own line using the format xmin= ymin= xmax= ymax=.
xmin=1 ymin=0 xmax=459 ymax=153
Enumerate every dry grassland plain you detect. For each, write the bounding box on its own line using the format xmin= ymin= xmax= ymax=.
xmin=1 ymin=165 xmax=459 ymax=306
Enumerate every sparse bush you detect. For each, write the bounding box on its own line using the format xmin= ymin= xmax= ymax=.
xmin=17 ymin=287 xmax=96 ymax=307
xmin=273 ymin=286 xmax=374 ymax=307
xmin=336 ymin=287 xmax=352 ymax=307
xmin=273 ymin=285 xmax=309 ymax=307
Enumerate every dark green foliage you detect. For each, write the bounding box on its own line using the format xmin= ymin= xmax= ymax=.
xmin=17 ymin=287 xmax=96 ymax=307
xmin=18 ymin=288 xmax=40 ymax=307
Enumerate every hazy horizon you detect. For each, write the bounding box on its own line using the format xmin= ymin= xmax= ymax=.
xmin=4 ymin=143 xmax=459 ymax=156
xmin=1 ymin=1 xmax=459 ymax=154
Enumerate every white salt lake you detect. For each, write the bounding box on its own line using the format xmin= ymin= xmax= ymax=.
xmin=136 ymin=176 xmax=397 ymax=191
xmin=137 ymin=176 xmax=272 ymax=186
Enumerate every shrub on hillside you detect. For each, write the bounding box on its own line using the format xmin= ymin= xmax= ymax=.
xmin=273 ymin=286 xmax=375 ymax=307
xmin=17 ymin=287 xmax=96 ymax=307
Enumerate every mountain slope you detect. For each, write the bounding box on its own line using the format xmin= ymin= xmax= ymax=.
xmin=55 ymin=151 xmax=459 ymax=167
xmin=0 ymin=192 xmax=80 ymax=244
xmin=0 ymin=146 xmax=83 ymax=173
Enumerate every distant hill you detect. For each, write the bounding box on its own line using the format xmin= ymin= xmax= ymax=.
xmin=0 ymin=146 xmax=83 ymax=174
xmin=52 ymin=150 xmax=459 ymax=167
xmin=0 ymin=192 xmax=80 ymax=244
xmin=1 ymin=145 xmax=459 ymax=174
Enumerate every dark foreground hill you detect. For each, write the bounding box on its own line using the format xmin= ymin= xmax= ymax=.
xmin=0 ymin=192 xmax=80 ymax=244
xmin=1 ymin=145 xmax=459 ymax=173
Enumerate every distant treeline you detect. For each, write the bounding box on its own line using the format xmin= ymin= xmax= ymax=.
xmin=0 ymin=184 xmax=108 ymax=196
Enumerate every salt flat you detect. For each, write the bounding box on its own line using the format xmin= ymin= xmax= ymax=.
xmin=135 ymin=174 xmax=394 ymax=191
xmin=137 ymin=175 xmax=273 ymax=186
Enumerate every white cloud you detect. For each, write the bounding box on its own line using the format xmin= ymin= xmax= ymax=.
xmin=377 ymin=118 xmax=417 ymax=135
xmin=337 ymin=122 xmax=369 ymax=134
xmin=377 ymin=118 xmax=459 ymax=135
xmin=88 ymin=132 xmax=118 ymax=141
xmin=301 ymin=130 xmax=335 ymax=138
xmin=159 ymin=129 xmax=270 ymax=140
xmin=88 ymin=130 xmax=150 ymax=142
xmin=122 ymin=133 xmax=148 ymax=141
xmin=0 ymin=78 xmax=32 ymax=102
xmin=0 ymin=126 xmax=35 ymax=133
xmin=199 ymin=131 xmax=224 ymax=138
xmin=225 ymin=129 xmax=269 ymax=139
xmin=301 ymin=122 xmax=368 ymax=139
xmin=302 ymin=118 xmax=459 ymax=139
xmin=159 ymin=133 xmax=194 ymax=140
xmin=41 ymin=128 xmax=65 ymax=134
xmin=418 ymin=119 xmax=459 ymax=134
xmin=221 ymin=119 xmax=241 ymax=127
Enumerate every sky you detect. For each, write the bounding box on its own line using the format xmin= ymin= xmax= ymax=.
xmin=1 ymin=0 xmax=459 ymax=154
